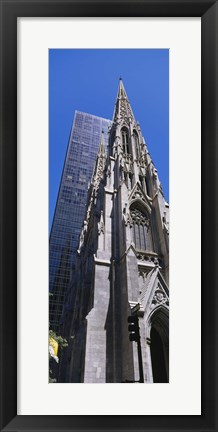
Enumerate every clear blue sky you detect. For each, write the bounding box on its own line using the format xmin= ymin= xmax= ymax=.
xmin=49 ymin=49 xmax=169 ymax=230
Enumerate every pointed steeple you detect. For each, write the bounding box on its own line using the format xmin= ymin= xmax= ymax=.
xmin=91 ymin=130 xmax=106 ymax=190
xmin=113 ymin=78 xmax=135 ymax=124
xmin=117 ymin=77 xmax=128 ymax=99
xmin=97 ymin=130 xmax=106 ymax=157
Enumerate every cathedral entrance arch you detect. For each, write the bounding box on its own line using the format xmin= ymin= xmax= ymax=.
xmin=149 ymin=306 xmax=169 ymax=383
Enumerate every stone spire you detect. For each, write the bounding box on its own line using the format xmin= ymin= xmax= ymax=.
xmin=112 ymin=78 xmax=135 ymax=124
xmin=91 ymin=131 xmax=107 ymax=190
xmin=97 ymin=130 xmax=106 ymax=157
xmin=82 ymin=131 xmax=107 ymax=226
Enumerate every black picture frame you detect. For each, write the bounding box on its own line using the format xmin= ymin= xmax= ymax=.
xmin=0 ymin=0 xmax=217 ymax=431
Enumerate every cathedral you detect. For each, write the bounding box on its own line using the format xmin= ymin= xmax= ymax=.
xmin=60 ymin=79 xmax=169 ymax=383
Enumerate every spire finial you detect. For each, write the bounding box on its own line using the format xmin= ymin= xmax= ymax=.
xmin=112 ymin=79 xmax=135 ymax=123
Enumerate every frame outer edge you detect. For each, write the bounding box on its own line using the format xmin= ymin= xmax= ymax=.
xmin=0 ymin=1 xmax=17 ymax=431
xmin=0 ymin=0 xmax=217 ymax=431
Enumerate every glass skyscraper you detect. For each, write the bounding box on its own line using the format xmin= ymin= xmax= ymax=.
xmin=49 ymin=111 xmax=111 ymax=333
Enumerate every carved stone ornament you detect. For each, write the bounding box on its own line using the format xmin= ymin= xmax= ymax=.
xmin=130 ymin=184 xmax=145 ymax=203
xmin=123 ymin=209 xmax=132 ymax=227
xmin=98 ymin=211 xmax=104 ymax=235
xmin=136 ymin=253 xmax=158 ymax=264
xmin=152 ymin=288 xmax=169 ymax=306
xmin=137 ymin=154 xmax=147 ymax=167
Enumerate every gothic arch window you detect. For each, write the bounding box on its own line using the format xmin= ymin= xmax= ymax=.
xmin=130 ymin=205 xmax=153 ymax=251
xmin=133 ymin=131 xmax=140 ymax=158
xmin=149 ymin=307 xmax=169 ymax=382
xmin=121 ymin=128 xmax=129 ymax=154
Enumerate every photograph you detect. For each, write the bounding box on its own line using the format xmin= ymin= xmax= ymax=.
xmin=49 ymin=49 xmax=169 ymax=384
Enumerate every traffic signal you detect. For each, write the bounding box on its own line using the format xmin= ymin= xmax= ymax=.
xmin=127 ymin=315 xmax=139 ymax=342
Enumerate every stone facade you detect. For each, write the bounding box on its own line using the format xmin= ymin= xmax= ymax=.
xmin=60 ymin=79 xmax=169 ymax=383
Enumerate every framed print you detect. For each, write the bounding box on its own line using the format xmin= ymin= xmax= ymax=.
xmin=0 ymin=0 xmax=217 ymax=431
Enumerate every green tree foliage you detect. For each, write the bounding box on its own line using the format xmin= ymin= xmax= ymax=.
xmin=49 ymin=328 xmax=68 ymax=383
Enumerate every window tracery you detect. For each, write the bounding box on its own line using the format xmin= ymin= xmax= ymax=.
xmin=130 ymin=207 xmax=153 ymax=251
xmin=133 ymin=131 xmax=140 ymax=158
xmin=121 ymin=128 xmax=129 ymax=154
